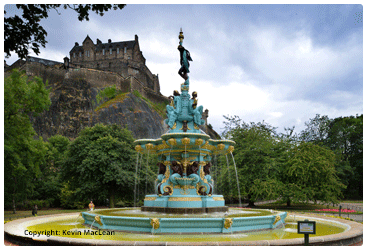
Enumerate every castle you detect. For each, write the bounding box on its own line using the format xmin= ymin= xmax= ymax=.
xmin=6 ymin=34 xmax=166 ymax=105
xmin=69 ymin=35 xmax=160 ymax=93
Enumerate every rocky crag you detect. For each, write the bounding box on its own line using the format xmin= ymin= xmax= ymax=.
xmin=8 ymin=60 xmax=220 ymax=140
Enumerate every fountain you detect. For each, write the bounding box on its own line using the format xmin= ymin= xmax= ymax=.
xmin=81 ymin=28 xmax=286 ymax=233
xmin=4 ymin=29 xmax=362 ymax=245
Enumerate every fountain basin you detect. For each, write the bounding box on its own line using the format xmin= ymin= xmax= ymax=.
xmin=5 ymin=211 xmax=362 ymax=246
xmin=81 ymin=208 xmax=287 ymax=234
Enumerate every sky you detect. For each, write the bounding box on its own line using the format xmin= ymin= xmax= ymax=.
xmin=3 ymin=4 xmax=364 ymax=136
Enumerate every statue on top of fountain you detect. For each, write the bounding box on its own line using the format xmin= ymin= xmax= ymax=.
xmin=165 ymin=29 xmax=205 ymax=132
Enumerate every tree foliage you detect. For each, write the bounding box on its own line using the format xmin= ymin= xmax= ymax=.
xmin=4 ymin=69 xmax=51 ymax=212
xmin=299 ymin=114 xmax=363 ymax=199
xmin=221 ymin=116 xmax=283 ymax=205
xmin=61 ymin=124 xmax=136 ymax=208
xmin=220 ymin=115 xmax=347 ymax=206
xmin=4 ymin=4 xmax=126 ymax=59
xmin=280 ymin=142 xmax=345 ymax=206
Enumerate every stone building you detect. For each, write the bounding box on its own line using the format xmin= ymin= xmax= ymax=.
xmin=69 ymin=35 xmax=160 ymax=93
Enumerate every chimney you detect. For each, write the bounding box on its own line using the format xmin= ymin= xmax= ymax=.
xmin=75 ymin=42 xmax=79 ymax=46
xmin=63 ymin=57 xmax=69 ymax=69
xmin=108 ymin=39 xmax=112 ymax=43
xmin=135 ymin=34 xmax=138 ymax=42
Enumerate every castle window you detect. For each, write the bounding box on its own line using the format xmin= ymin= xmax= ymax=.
xmin=109 ymin=62 xmax=112 ymax=68
xmin=79 ymin=52 xmax=82 ymax=57
xmin=128 ymin=56 xmax=131 ymax=59
xmin=97 ymin=63 xmax=99 ymax=69
xmin=124 ymin=47 xmax=127 ymax=53
xmin=117 ymin=48 xmax=119 ymax=54
xmin=73 ymin=53 xmax=75 ymax=58
xmin=110 ymin=48 xmax=112 ymax=55
xmin=86 ymin=50 xmax=90 ymax=57
xmin=103 ymin=49 xmax=105 ymax=55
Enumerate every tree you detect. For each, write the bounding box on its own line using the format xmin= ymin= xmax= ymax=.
xmin=34 ymin=135 xmax=71 ymax=207
xmin=221 ymin=116 xmax=283 ymax=206
xmin=4 ymin=4 xmax=126 ymax=59
xmin=326 ymin=115 xmax=363 ymax=199
xmin=300 ymin=114 xmax=363 ymax=199
xmin=299 ymin=114 xmax=331 ymax=145
xmin=280 ymin=142 xmax=345 ymax=206
xmin=4 ymin=69 xmax=51 ymax=213
xmin=61 ymin=124 xmax=136 ymax=208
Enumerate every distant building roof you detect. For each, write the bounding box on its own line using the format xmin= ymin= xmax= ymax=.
xmin=27 ymin=56 xmax=63 ymax=66
xmin=70 ymin=39 xmax=136 ymax=53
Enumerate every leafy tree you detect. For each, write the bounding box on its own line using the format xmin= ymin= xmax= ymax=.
xmin=4 ymin=69 xmax=51 ymax=213
xmin=280 ymin=142 xmax=345 ymax=206
xmin=299 ymin=114 xmax=331 ymax=145
xmin=4 ymin=4 xmax=126 ymax=59
xmin=327 ymin=115 xmax=363 ymax=199
xmin=300 ymin=114 xmax=363 ymax=199
xmin=33 ymin=135 xmax=71 ymax=207
xmin=221 ymin=116 xmax=283 ymax=206
xmin=61 ymin=124 xmax=136 ymax=208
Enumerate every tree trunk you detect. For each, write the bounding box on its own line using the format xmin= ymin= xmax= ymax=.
xmin=287 ymin=198 xmax=291 ymax=207
xmin=12 ymin=179 xmax=16 ymax=214
xmin=12 ymin=197 xmax=16 ymax=214
xmin=109 ymin=189 xmax=115 ymax=208
xmin=247 ymin=195 xmax=255 ymax=207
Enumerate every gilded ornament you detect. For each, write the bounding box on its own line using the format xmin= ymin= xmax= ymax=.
xmin=172 ymin=122 xmax=177 ymax=129
xmin=150 ymin=218 xmax=160 ymax=229
xmin=163 ymin=185 xmax=174 ymax=195
xmin=135 ymin=145 xmax=143 ymax=152
xmin=181 ymin=137 xmax=191 ymax=145
xmin=193 ymin=123 xmax=200 ymax=130
xmin=174 ymin=183 xmax=195 ymax=191
xmin=273 ymin=215 xmax=281 ymax=225
xmin=199 ymin=165 xmax=208 ymax=184
xmin=144 ymin=197 xmax=157 ymax=201
xmin=168 ymin=197 xmax=201 ymax=201
xmin=181 ymin=84 xmax=189 ymax=91
xmin=168 ymin=138 xmax=177 ymax=146
xmin=217 ymin=143 xmax=225 ymax=151
xmin=224 ymin=218 xmax=233 ymax=229
xmin=195 ymin=138 xmax=204 ymax=146
xmin=94 ymin=215 xmax=103 ymax=226
xmin=161 ymin=165 xmax=171 ymax=184
xmin=145 ymin=143 xmax=155 ymax=151
xmin=226 ymin=145 xmax=235 ymax=154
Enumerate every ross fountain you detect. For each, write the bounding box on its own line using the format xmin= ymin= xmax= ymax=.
xmin=81 ymin=29 xmax=287 ymax=233
xmin=4 ymin=29 xmax=362 ymax=245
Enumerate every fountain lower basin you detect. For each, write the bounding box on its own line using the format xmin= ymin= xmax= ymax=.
xmin=81 ymin=208 xmax=287 ymax=234
xmin=5 ymin=210 xmax=362 ymax=246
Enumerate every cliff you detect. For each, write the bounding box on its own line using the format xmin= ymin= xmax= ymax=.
xmin=30 ymin=76 xmax=220 ymax=140
xmin=8 ymin=59 xmax=220 ymax=140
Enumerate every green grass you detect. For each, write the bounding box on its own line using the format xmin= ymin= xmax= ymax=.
xmin=94 ymin=92 xmax=128 ymax=112
xmin=250 ymin=202 xmax=363 ymax=215
xmin=4 ymin=209 xmax=85 ymax=222
xmin=132 ymin=90 xmax=168 ymax=117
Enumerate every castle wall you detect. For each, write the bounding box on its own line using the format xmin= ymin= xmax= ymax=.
xmin=18 ymin=61 xmax=168 ymax=105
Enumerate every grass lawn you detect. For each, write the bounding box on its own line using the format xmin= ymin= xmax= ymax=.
xmin=248 ymin=201 xmax=363 ymax=214
xmin=4 ymin=209 xmax=86 ymax=222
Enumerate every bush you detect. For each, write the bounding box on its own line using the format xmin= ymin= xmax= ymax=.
xmin=59 ymin=185 xmax=84 ymax=209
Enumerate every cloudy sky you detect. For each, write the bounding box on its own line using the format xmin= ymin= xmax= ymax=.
xmin=4 ymin=4 xmax=363 ymax=136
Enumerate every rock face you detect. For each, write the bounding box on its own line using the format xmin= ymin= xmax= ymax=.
xmin=91 ymin=93 xmax=167 ymax=139
xmin=31 ymin=78 xmax=168 ymax=140
xmin=9 ymin=60 xmax=220 ymax=140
